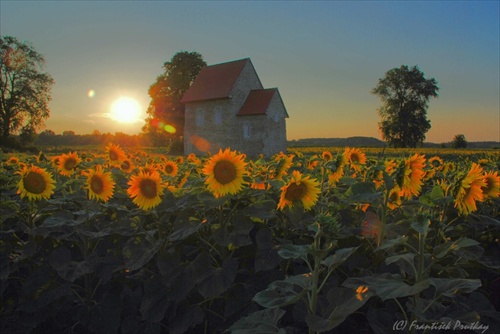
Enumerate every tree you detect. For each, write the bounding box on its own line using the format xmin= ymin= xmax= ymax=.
xmin=0 ymin=36 xmax=54 ymax=144
xmin=451 ymin=134 xmax=468 ymax=148
xmin=143 ymin=51 xmax=206 ymax=146
xmin=372 ymin=65 xmax=439 ymax=148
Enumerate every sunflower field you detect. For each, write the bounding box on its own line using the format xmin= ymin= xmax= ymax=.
xmin=1 ymin=145 xmax=499 ymax=333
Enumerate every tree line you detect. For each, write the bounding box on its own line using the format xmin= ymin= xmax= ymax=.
xmin=3 ymin=34 xmax=474 ymax=152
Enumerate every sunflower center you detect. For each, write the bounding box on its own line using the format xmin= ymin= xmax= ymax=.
xmin=140 ymin=179 xmax=157 ymax=199
xmin=64 ymin=157 xmax=77 ymax=170
xmin=23 ymin=171 xmax=46 ymax=194
xmin=285 ymin=182 xmax=307 ymax=201
xmin=213 ymin=160 xmax=237 ymax=185
xmin=350 ymin=153 xmax=359 ymax=163
xmin=121 ymin=161 xmax=131 ymax=170
xmin=109 ymin=150 xmax=118 ymax=161
xmin=90 ymin=175 xmax=104 ymax=194
xmin=165 ymin=165 xmax=174 ymax=174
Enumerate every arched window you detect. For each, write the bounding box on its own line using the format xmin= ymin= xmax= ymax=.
xmin=243 ymin=123 xmax=250 ymax=139
xmin=196 ymin=108 xmax=204 ymax=127
xmin=214 ymin=108 xmax=222 ymax=125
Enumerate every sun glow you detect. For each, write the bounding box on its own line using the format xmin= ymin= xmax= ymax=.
xmin=110 ymin=97 xmax=142 ymax=123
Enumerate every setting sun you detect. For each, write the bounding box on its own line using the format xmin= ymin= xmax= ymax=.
xmin=110 ymin=96 xmax=142 ymax=123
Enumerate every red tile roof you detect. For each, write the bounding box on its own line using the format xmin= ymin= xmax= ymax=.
xmin=237 ymin=89 xmax=277 ymax=116
xmin=180 ymin=58 xmax=249 ymax=103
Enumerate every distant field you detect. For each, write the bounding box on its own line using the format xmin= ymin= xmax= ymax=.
xmin=288 ymin=146 xmax=500 ymax=161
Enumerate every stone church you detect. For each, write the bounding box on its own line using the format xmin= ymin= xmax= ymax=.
xmin=180 ymin=58 xmax=288 ymax=157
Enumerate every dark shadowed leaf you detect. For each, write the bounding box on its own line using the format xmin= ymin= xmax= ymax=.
xmin=140 ymin=277 xmax=170 ymax=323
xmin=197 ymin=257 xmax=239 ymax=298
xmin=429 ymin=278 xmax=481 ymax=297
xmin=253 ymin=274 xmax=311 ymax=309
xmin=278 ymin=243 xmax=309 ymax=261
xmin=123 ymin=237 xmax=162 ymax=272
xmin=169 ymin=304 xmax=204 ymax=334
xmin=255 ymin=228 xmax=282 ymax=272
xmin=321 ymin=247 xmax=359 ymax=270
xmin=433 ymin=237 xmax=480 ymax=259
xmin=242 ymin=199 xmax=277 ymax=220
xmin=225 ymin=308 xmax=286 ymax=334
xmin=305 ymin=287 xmax=373 ymax=332
xmin=343 ymin=274 xmax=429 ymax=301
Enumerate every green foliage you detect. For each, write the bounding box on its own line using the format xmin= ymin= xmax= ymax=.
xmin=0 ymin=36 xmax=54 ymax=143
xmin=451 ymin=133 xmax=468 ymax=148
xmin=372 ymin=65 xmax=439 ymax=148
xmin=143 ymin=51 xmax=207 ymax=145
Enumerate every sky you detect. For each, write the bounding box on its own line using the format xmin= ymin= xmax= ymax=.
xmin=1 ymin=0 xmax=499 ymax=143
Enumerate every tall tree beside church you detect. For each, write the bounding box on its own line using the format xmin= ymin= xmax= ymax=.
xmin=0 ymin=36 xmax=54 ymax=145
xmin=143 ymin=51 xmax=206 ymax=145
xmin=372 ymin=65 xmax=439 ymax=148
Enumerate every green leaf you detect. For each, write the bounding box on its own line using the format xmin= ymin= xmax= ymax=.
xmin=433 ymin=237 xmax=480 ymax=259
xmin=305 ymin=287 xmax=373 ymax=332
xmin=168 ymin=304 xmax=205 ymax=334
xmin=225 ymin=308 xmax=286 ymax=334
xmin=278 ymin=243 xmax=309 ymax=261
xmin=321 ymin=247 xmax=359 ymax=271
xmin=344 ymin=182 xmax=382 ymax=203
xmin=410 ymin=217 xmax=430 ymax=236
xmin=255 ymin=228 xmax=282 ymax=272
xmin=429 ymin=278 xmax=482 ymax=297
xmin=343 ymin=274 xmax=430 ymax=301
xmin=123 ymin=236 xmax=162 ymax=272
xmin=140 ymin=277 xmax=170 ymax=323
xmin=242 ymin=199 xmax=277 ymax=220
xmin=169 ymin=215 xmax=205 ymax=242
xmin=376 ymin=235 xmax=408 ymax=251
xmin=197 ymin=257 xmax=239 ymax=298
xmin=385 ymin=254 xmax=416 ymax=276
xmin=253 ymin=274 xmax=312 ymax=309
xmin=49 ymin=247 xmax=93 ymax=282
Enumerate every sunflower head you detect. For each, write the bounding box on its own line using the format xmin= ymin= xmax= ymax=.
xmin=321 ymin=151 xmax=333 ymax=161
xmin=344 ymin=147 xmax=367 ymax=171
xmin=202 ymin=148 xmax=247 ymax=197
xmin=120 ymin=159 xmax=134 ymax=173
xmin=428 ymin=156 xmax=444 ymax=170
xmin=127 ymin=171 xmax=165 ymax=210
xmin=163 ymin=161 xmax=179 ymax=177
xmin=57 ymin=152 xmax=81 ymax=177
xmin=278 ymin=170 xmax=321 ymax=211
xmin=106 ymin=143 xmax=127 ymax=164
xmin=482 ymin=170 xmax=500 ymax=200
xmin=454 ymin=163 xmax=487 ymax=215
xmin=396 ymin=154 xmax=426 ymax=198
xmin=16 ymin=164 xmax=56 ymax=201
xmin=83 ymin=165 xmax=115 ymax=202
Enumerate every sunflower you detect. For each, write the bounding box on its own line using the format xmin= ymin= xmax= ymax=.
xmin=106 ymin=143 xmax=127 ymax=165
xmin=344 ymin=147 xmax=366 ymax=171
xmin=454 ymin=163 xmax=487 ymax=215
xmin=202 ymin=148 xmax=247 ymax=197
xmin=387 ymin=185 xmax=403 ymax=210
xmin=428 ymin=156 xmax=444 ymax=170
xmin=7 ymin=156 xmax=19 ymax=165
xmin=16 ymin=165 xmax=56 ymax=201
xmin=399 ymin=154 xmax=426 ymax=198
xmin=278 ymin=170 xmax=320 ymax=211
xmin=82 ymin=165 xmax=115 ymax=202
xmin=127 ymin=171 xmax=165 ymax=210
xmin=120 ymin=159 xmax=134 ymax=173
xmin=163 ymin=161 xmax=179 ymax=177
xmin=481 ymin=170 xmax=500 ymax=200
xmin=322 ymin=151 xmax=333 ymax=161
xmin=57 ymin=152 xmax=81 ymax=177
xmin=187 ymin=153 xmax=200 ymax=164
xmin=272 ymin=152 xmax=294 ymax=180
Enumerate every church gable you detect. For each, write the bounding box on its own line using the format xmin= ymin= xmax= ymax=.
xmin=181 ymin=58 xmax=288 ymax=157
